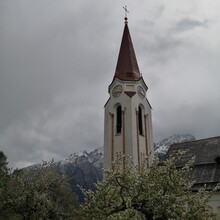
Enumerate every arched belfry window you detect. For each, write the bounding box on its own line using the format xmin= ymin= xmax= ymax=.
xmin=138 ymin=106 xmax=143 ymax=135
xmin=215 ymin=156 xmax=220 ymax=165
xmin=116 ymin=105 xmax=122 ymax=133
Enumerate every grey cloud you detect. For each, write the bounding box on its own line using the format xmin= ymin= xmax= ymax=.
xmin=135 ymin=30 xmax=183 ymax=67
xmin=153 ymin=99 xmax=220 ymax=143
xmin=174 ymin=18 xmax=209 ymax=32
xmin=0 ymin=0 xmax=219 ymax=168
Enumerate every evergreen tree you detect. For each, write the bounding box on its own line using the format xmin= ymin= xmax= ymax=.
xmin=0 ymin=150 xmax=9 ymax=186
xmin=0 ymin=151 xmax=11 ymax=218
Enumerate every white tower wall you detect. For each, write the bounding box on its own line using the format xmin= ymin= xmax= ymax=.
xmin=104 ymin=78 xmax=154 ymax=170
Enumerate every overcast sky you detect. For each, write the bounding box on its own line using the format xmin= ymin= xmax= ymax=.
xmin=1 ymin=0 xmax=220 ymax=168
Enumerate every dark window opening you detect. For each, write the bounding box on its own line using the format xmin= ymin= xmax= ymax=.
xmin=138 ymin=106 xmax=143 ymax=135
xmin=116 ymin=106 xmax=122 ymax=133
xmin=215 ymin=156 xmax=220 ymax=164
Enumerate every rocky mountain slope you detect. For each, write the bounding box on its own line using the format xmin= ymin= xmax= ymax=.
xmin=51 ymin=148 xmax=103 ymax=201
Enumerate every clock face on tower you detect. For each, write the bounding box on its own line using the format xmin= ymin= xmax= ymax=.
xmin=112 ymin=85 xmax=123 ymax=98
xmin=137 ymin=86 xmax=145 ymax=99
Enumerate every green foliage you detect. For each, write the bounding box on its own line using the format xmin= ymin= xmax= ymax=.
xmin=0 ymin=154 xmax=81 ymax=220
xmin=0 ymin=150 xmax=9 ymax=187
xmin=82 ymin=154 xmax=217 ymax=220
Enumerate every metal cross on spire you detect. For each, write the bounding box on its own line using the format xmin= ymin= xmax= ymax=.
xmin=123 ymin=5 xmax=129 ymax=17
xmin=123 ymin=6 xmax=129 ymax=23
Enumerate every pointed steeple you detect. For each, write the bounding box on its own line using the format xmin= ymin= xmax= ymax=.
xmin=114 ymin=17 xmax=141 ymax=81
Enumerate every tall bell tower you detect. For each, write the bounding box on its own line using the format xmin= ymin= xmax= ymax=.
xmin=104 ymin=17 xmax=154 ymax=170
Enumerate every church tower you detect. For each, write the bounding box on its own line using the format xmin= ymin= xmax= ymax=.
xmin=104 ymin=17 xmax=154 ymax=170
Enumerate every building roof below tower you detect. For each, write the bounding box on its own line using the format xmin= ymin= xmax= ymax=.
xmin=166 ymin=136 xmax=220 ymax=190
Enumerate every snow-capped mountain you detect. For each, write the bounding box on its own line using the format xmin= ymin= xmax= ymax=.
xmin=154 ymin=134 xmax=195 ymax=160
xmin=26 ymin=147 xmax=103 ymax=202
xmin=50 ymin=147 xmax=103 ymax=201
xmin=57 ymin=147 xmax=103 ymax=171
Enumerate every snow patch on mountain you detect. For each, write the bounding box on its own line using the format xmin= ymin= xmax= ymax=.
xmin=59 ymin=147 xmax=104 ymax=169
xmin=154 ymin=134 xmax=195 ymax=159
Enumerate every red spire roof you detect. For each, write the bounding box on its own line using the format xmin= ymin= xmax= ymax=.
xmin=114 ymin=18 xmax=141 ymax=81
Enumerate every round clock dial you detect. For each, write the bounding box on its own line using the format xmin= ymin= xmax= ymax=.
xmin=112 ymin=85 xmax=123 ymax=98
xmin=137 ymin=86 xmax=145 ymax=99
